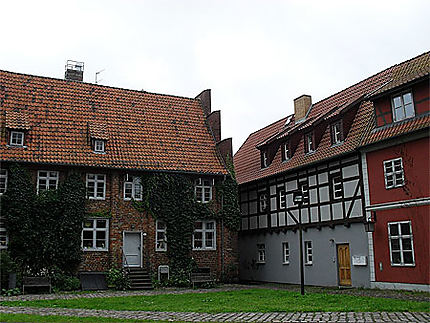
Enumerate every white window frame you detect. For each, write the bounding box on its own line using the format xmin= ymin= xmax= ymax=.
xmin=391 ymin=91 xmax=415 ymax=122
xmin=282 ymin=242 xmax=289 ymax=264
xmin=257 ymin=243 xmax=266 ymax=263
xmin=194 ymin=178 xmax=213 ymax=203
xmin=10 ymin=131 xmax=24 ymax=146
xmin=262 ymin=151 xmax=268 ymax=168
xmin=259 ymin=193 xmax=267 ymax=213
xmin=383 ymin=158 xmax=404 ymax=189
xmin=305 ymin=132 xmax=314 ymax=153
xmin=304 ymin=241 xmax=313 ymax=265
xmin=300 ymin=182 xmax=309 ymax=204
xmin=332 ymin=175 xmax=343 ymax=200
xmin=86 ymin=173 xmax=106 ymax=200
xmin=332 ymin=122 xmax=343 ymax=145
xmin=37 ymin=170 xmax=59 ymax=194
xmin=155 ymin=220 xmax=167 ymax=252
xmin=94 ymin=139 xmax=106 ymax=153
xmin=388 ymin=221 xmax=415 ymax=266
xmin=279 ymin=189 xmax=286 ymax=209
xmin=124 ymin=176 xmax=143 ymax=201
xmin=192 ymin=219 xmax=216 ymax=250
xmin=0 ymin=169 xmax=7 ymax=195
xmin=282 ymin=142 xmax=290 ymax=161
xmin=82 ymin=218 xmax=109 ymax=251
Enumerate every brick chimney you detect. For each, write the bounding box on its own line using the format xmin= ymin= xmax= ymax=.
xmin=294 ymin=95 xmax=312 ymax=122
xmin=65 ymin=60 xmax=84 ymax=82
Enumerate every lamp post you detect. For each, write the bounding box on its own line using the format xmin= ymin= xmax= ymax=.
xmin=293 ymin=190 xmax=305 ymax=295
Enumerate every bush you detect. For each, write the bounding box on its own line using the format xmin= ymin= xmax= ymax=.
xmin=106 ymin=268 xmax=130 ymax=290
xmin=0 ymin=251 xmax=19 ymax=290
xmin=1 ymin=288 xmax=21 ymax=296
xmin=51 ymin=271 xmax=80 ymax=291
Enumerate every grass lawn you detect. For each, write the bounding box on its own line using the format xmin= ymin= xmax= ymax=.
xmin=0 ymin=313 xmax=158 ymax=323
xmin=1 ymin=289 xmax=429 ymax=313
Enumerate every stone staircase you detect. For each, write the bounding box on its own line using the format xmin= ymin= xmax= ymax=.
xmin=127 ymin=267 xmax=153 ymax=290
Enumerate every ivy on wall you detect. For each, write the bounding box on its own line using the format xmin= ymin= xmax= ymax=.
xmin=1 ymin=164 xmax=86 ymax=275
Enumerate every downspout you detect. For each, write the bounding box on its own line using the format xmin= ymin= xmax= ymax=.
xmin=220 ymin=175 xmax=226 ymax=282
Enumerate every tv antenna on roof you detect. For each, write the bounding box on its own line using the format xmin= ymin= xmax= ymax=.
xmin=95 ymin=69 xmax=105 ymax=84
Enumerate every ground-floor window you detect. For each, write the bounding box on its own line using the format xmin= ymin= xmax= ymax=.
xmin=82 ymin=219 xmax=109 ymax=251
xmin=155 ymin=220 xmax=167 ymax=251
xmin=257 ymin=243 xmax=266 ymax=263
xmin=388 ymin=221 xmax=415 ymax=266
xmin=282 ymin=242 xmax=289 ymax=264
xmin=304 ymin=241 xmax=313 ymax=265
xmin=192 ymin=220 xmax=216 ymax=250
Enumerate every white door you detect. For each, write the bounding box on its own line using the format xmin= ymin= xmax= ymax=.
xmin=123 ymin=232 xmax=142 ymax=267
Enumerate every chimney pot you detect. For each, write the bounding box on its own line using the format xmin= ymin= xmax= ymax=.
xmin=294 ymin=95 xmax=312 ymax=122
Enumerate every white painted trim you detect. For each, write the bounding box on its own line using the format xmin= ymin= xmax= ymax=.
xmin=371 ymin=281 xmax=430 ymax=292
xmin=366 ymin=197 xmax=430 ymax=211
xmin=122 ymin=231 xmax=143 ymax=268
xmin=361 ymin=152 xmax=376 ymax=282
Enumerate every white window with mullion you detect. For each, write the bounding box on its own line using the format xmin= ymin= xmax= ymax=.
xmin=304 ymin=241 xmax=313 ymax=265
xmin=0 ymin=169 xmax=7 ymax=195
xmin=388 ymin=221 xmax=415 ymax=266
xmin=282 ymin=242 xmax=289 ymax=264
xmin=194 ymin=178 xmax=213 ymax=203
xmin=155 ymin=220 xmax=167 ymax=251
xmin=392 ymin=91 xmax=415 ymax=122
xmin=86 ymin=174 xmax=106 ymax=200
xmin=383 ymin=158 xmax=404 ymax=189
xmin=10 ymin=131 xmax=25 ymax=146
xmin=82 ymin=218 xmax=109 ymax=251
xmin=192 ymin=220 xmax=216 ymax=250
xmin=257 ymin=243 xmax=266 ymax=263
xmin=37 ymin=170 xmax=59 ymax=193
xmin=124 ymin=176 xmax=143 ymax=200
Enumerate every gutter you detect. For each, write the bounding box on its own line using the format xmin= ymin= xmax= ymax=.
xmin=366 ymin=197 xmax=430 ymax=212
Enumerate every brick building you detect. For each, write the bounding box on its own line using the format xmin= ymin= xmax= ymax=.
xmin=0 ymin=62 xmax=238 ymax=286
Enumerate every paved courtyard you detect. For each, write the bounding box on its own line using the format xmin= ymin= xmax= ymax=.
xmin=1 ymin=285 xmax=428 ymax=322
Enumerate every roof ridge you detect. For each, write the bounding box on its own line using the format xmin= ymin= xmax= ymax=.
xmin=0 ymin=69 xmax=199 ymax=102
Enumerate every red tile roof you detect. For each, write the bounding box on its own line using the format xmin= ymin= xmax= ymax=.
xmin=234 ymin=52 xmax=429 ymax=185
xmin=0 ymin=70 xmax=227 ymax=175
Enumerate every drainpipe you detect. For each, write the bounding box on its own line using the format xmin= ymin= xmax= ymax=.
xmin=220 ymin=175 xmax=226 ymax=281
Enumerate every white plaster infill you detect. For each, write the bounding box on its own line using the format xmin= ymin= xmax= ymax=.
xmin=371 ymin=281 xmax=430 ymax=292
xmin=366 ymin=197 xmax=430 ymax=212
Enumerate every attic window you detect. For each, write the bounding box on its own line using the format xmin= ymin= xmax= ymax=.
xmin=10 ymin=131 xmax=25 ymax=147
xmin=94 ymin=139 xmax=105 ymax=153
xmin=281 ymin=142 xmax=290 ymax=162
xmin=304 ymin=132 xmax=314 ymax=154
xmin=261 ymin=151 xmax=268 ymax=168
xmin=392 ymin=91 xmax=415 ymax=122
xmin=331 ymin=121 xmax=343 ymax=145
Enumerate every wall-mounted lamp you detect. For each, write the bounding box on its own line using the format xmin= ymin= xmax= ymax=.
xmin=364 ymin=211 xmax=376 ymax=232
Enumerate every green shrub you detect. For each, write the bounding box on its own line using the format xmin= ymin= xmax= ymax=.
xmin=0 ymin=251 xmax=19 ymax=290
xmin=1 ymin=287 xmax=21 ymax=296
xmin=106 ymin=268 xmax=130 ymax=290
xmin=51 ymin=272 xmax=80 ymax=291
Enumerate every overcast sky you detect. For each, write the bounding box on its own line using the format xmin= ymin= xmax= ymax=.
xmin=1 ymin=0 xmax=429 ymax=153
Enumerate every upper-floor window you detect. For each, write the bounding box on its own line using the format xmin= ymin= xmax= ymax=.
xmin=82 ymin=218 xmax=109 ymax=251
xmin=383 ymin=158 xmax=404 ymax=189
xmin=10 ymin=131 xmax=24 ymax=146
xmin=94 ymin=139 xmax=106 ymax=153
xmin=195 ymin=178 xmax=212 ymax=203
xmin=392 ymin=91 xmax=415 ymax=122
xmin=155 ymin=220 xmax=167 ymax=251
xmin=86 ymin=173 xmax=106 ymax=200
xmin=37 ymin=170 xmax=59 ymax=193
xmin=124 ymin=176 xmax=142 ymax=200
xmin=257 ymin=243 xmax=266 ymax=263
xmin=259 ymin=193 xmax=267 ymax=213
xmin=388 ymin=221 xmax=414 ymax=266
xmin=300 ymin=182 xmax=309 ymax=204
xmin=331 ymin=175 xmax=343 ymax=200
xmin=261 ymin=151 xmax=268 ymax=168
xmin=304 ymin=241 xmax=313 ymax=265
xmin=282 ymin=242 xmax=289 ymax=264
xmin=279 ymin=189 xmax=286 ymax=209
xmin=193 ymin=220 xmax=216 ymax=250
xmin=331 ymin=121 xmax=343 ymax=145
xmin=281 ymin=142 xmax=290 ymax=161
xmin=0 ymin=169 xmax=7 ymax=195
xmin=304 ymin=132 xmax=314 ymax=153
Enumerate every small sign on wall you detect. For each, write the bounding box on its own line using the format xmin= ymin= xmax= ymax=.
xmin=352 ymin=255 xmax=367 ymax=266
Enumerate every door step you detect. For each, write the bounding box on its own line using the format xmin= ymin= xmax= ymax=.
xmin=126 ymin=268 xmax=153 ymax=290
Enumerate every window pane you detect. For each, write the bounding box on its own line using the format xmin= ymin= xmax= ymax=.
xmin=83 ymin=221 xmax=94 ymax=228
xmin=83 ymin=240 xmax=93 ymax=248
xmin=194 ymin=232 xmax=202 ymax=240
xmin=395 ymin=107 xmax=405 ymax=121
xmin=96 ymin=240 xmax=106 ymax=248
xmin=390 ymin=238 xmax=400 ymax=251
xmin=96 ymin=220 xmax=106 ymax=228
xmin=405 ymin=103 xmax=415 ymax=118
xmin=83 ymin=231 xmax=93 ymax=239
xmin=393 ymin=96 xmax=402 ymax=108
xmin=389 ymin=224 xmax=399 ymax=236
xmin=402 ymin=93 xmax=412 ymax=105
xmin=194 ymin=221 xmax=202 ymax=230
xmin=157 ymin=221 xmax=166 ymax=230
xmin=403 ymin=251 xmax=413 ymax=264
xmin=392 ymin=251 xmax=401 ymax=264
xmin=96 ymin=231 xmax=105 ymax=239
xmin=402 ymin=238 xmax=412 ymax=250
xmin=400 ymin=223 xmax=410 ymax=235
xmin=205 ymin=221 xmax=214 ymax=230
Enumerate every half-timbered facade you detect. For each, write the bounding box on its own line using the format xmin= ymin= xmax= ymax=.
xmin=234 ymin=52 xmax=429 ymax=288
xmin=360 ymin=52 xmax=429 ymax=291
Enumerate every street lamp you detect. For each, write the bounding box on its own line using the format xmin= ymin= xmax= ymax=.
xmin=293 ymin=190 xmax=305 ymax=295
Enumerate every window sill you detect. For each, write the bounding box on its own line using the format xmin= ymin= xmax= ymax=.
xmin=6 ymin=144 xmax=27 ymax=149
xmin=124 ymin=198 xmax=143 ymax=201
xmin=385 ymin=185 xmax=405 ymax=190
xmin=83 ymin=248 xmax=108 ymax=252
xmin=192 ymin=248 xmax=216 ymax=251
xmin=256 ymin=261 xmax=266 ymax=264
xmin=305 ymin=263 xmax=313 ymax=266
xmin=390 ymin=263 xmax=415 ymax=267
xmin=330 ymin=142 xmax=344 ymax=148
xmin=155 ymin=249 xmax=167 ymax=252
xmin=93 ymin=151 xmax=106 ymax=154
xmin=88 ymin=197 xmax=106 ymax=200
xmin=305 ymin=151 xmax=315 ymax=156
xmin=282 ymin=262 xmax=289 ymax=265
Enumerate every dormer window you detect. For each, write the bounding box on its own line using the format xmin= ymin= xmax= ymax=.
xmin=261 ymin=151 xmax=268 ymax=168
xmin=331 ymin=121 xmax=343 ymax=145
xmin=10 ymin=131 xmax=24 ymax=146
xmin=304 ymin=132 xmax=314 ymax=154
xmin=281 ymin=142 xmax=290 ymax=162
xmin=392 ymin=91 xmax=415 ymax=122
xmin=94 ymin=139 xmax=105 ymax=153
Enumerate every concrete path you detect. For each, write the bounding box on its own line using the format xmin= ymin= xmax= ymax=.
xmin=1 ymin=306 xmax=429 ymax=322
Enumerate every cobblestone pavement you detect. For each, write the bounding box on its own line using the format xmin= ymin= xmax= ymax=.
xmin=0 ymin=306 xmax=429 ymax=322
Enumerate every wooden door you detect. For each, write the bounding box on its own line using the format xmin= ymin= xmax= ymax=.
xmin=337 ymin=244 xmax=351 ymax=286
xmin=123 ymin=232 xmax=142 ymax=267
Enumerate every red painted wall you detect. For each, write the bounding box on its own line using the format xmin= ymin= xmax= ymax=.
xmin=366 ymin=137 xmax=430 ymax=285
xmin=372 ymin=205 xmax=429 ymax=285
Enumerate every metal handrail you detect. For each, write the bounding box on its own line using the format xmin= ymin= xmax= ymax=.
xmin=121 ymin=247 xmax=131 ymax=274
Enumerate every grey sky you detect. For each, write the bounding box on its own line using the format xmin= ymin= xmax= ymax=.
xmin=1 ymin=0 xmax=429 ymax=153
